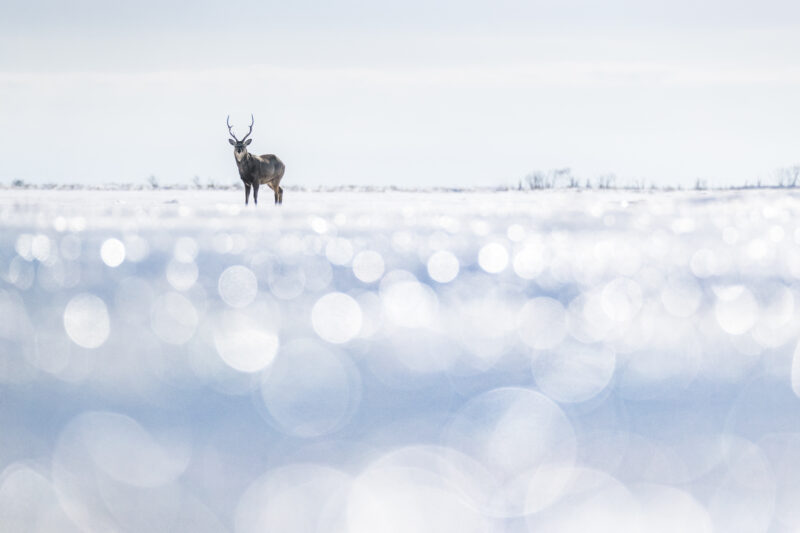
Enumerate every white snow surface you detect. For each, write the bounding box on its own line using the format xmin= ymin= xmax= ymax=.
xmin=3 ymin=188 xmax=800 ymax=531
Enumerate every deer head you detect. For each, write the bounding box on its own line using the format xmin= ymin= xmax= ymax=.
xmin=227 ymin=114 xmax=254 ymax=162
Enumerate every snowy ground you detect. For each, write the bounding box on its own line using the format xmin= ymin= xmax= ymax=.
xmin=3 ymin=188 xmax=800 ymax=532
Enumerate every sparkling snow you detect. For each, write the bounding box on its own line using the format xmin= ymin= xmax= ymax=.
xmin=3 ymin=188 xmax=800 ymax=531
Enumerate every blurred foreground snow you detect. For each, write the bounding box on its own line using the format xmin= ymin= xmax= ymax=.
xmin=3 ymin=188 xmax=800 ymax=532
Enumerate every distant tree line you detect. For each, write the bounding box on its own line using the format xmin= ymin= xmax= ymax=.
xmin=517 ymin=168 xmax=621 ymax=190
xmin=2 ymin=176 xmax=244 ymax=191
xmin=515 ymin=165 xmax=800 ymax=192
xmin=4 ymin=165 xmax=800 ymax=191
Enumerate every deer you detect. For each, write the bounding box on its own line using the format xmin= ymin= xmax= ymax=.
xmin=227 ymin=115 xmax=285 ymax=205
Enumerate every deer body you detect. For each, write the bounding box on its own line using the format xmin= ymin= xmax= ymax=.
xmin=227 ymin=115 xmax=285 ymax=205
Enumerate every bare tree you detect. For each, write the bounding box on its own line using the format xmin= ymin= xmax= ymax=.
xmin=595 ymin=174 xmax=616 ymax=189
xmin=776 ymin=166 xmax=800 ymax=188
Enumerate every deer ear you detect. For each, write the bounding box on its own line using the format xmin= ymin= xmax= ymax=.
xmin=228 ymin=139 xmax=235 ymax=145
xmin=244 ymin=139 xmax=252 ymax=146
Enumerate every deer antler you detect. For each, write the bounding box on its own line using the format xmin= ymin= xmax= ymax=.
xmin=227 ymin=115 xmax=239 ymax=142
xmin=240 ymin=114 xmax=255 ymax=143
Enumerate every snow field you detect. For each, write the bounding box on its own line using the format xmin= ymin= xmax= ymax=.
xmin=3 ymin=188 xmax=800 ymax=531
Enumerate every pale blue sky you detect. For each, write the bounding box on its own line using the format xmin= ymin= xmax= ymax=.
xmin=1 ymin=0 xmax=799 ymax=187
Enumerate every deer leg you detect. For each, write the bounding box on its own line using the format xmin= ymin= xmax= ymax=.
xmin=245 ymin=183 xmax=251 ymax=205
xmin=273 ymin=185 xmax=279 ymax=204
xmin=253 ymin=182 xmax=259 ymax=205
xmin=278 ymin=186 xmax=283 ymax=204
